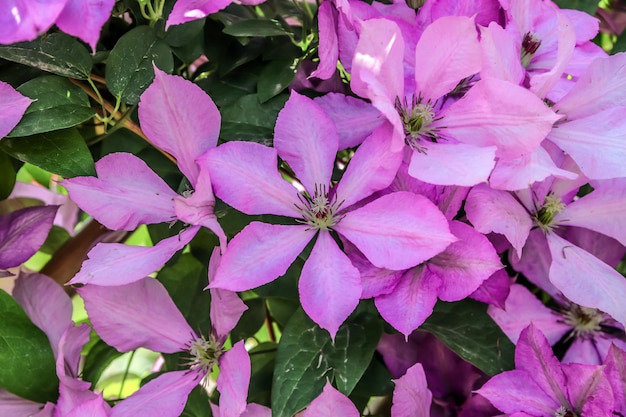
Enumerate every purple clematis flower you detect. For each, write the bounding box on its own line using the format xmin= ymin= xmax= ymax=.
xmin=204 ymin=91 xmax=456 ymax=337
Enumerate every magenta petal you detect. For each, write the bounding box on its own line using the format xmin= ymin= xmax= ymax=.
xmin=166 ymin=0 xmax=232 ymax=28
xmin=414 ymin=16 xmax=481 ymax=101
xmin=546 ymin=233 xmax=626 ymax=327
xmin=78 ymin=277 xmax=195 ymax=353
xmin=62 ymin=152 xmax=178 ymax=231
xmin=310 ymin=1 xmax=338 ymax=80
xmin=0 ymin=205 xmax=57 ymax=269
xmin=57 ymin=324 xmax=91 ymax=379
xmin=391 ymin=363 xmax=432 ymax=417
xmin=211 ymin=223 xmax=312 ymax=291
xmin=217 ymin=341 xmax=250 ymax=417
xmin=337 ymin=192 xmax=456 ymax=270
xmin=64 ymin=396 xmax=109 ymax=417
xmin=69 ymin=226 xmax=197 ymax=286
xmin=13 ymin=272 xmax=72 ymax=359
xmin=604 ymin=344 xmax=626 ymax=415
xmin=274 ymin=92 xmax=337 ymax=193
xmin=55 ymin=0 xmax=115 ymax=51
xmin=299 ymin=231 xmax=361 ymax=338
xmin=205 ymin=142 xmax=301 ymax=217
xmin=375 ymin=266 xmax=440 ymax=337
xmin=470 ymin=269 xmax=511 ymax=309
xmin=0 ymin=0 xmax=66 ymax=44
xmin=138 ymin=67 xmax=220 ymax=184
xmin=0 ymin=81 xmax=32 ymax=138
xmin=0 ymin=389 xmax=46 ymax=416
xmin=241 ymin=403 xmax=271 ymax=417
xmin=110 ymin=371 xmax=200 ymax=417
xmin=302 ymin=381 xmax=359 ymax=417
xmin=562 ymin=363 xmax=614 ymax=414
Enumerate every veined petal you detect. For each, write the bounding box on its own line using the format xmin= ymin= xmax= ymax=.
xmin=69 ymin=226 xmax=197 ymax=286
xmin=204 ymin=142 xmax=301 ymax=217
xmin=604 ymin=344 xmax=626 ymax=415
xmin=547 ymin=233 xmax=626 ymax=328
xmin=337 ymin=192 xmax=456 ymax=270
xmin=302 ymin=382 xmax=359 ymax=417
xmin=78 ymin=277 xmax=195 ymax=353
xmin=64 ymin=396 xmax=109 ymax=417
xmin=299 ymin=231 xmax=361 ymax=338
xmin=166 ymin=0 xmax=232 ymax=28
xmin=414 ymin=16 xmax=481 ymax=101
xmin=391 ymin=363 xmax=432 ymax=417
xmin=217 ymin=341 xmax=250 ymax=417
xmin=562 ymin=363 xmax=613 ymax=414
xmin=310 ymin=2 xmax=338 ymax=80
xmin=0 ymin=390 xmax=47 ymax=417
xmin=479 ymin=22 xmax=524 ymax=85
xmin=274 ymin=92 xmax=337 ymax=193
xmin=138 ymin=67 xmax=220 ymax=184
xmin=210 ymin=223 xmax=312 ymax=291
xmin=55 ymin=0 xmax=115 ymax=51
xmin=62 ymin=152 xmax=178 ymax=231
xmin=0 ymin=81 xmax=32 ymax=138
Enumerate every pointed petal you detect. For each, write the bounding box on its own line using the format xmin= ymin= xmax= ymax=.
xmin=414 ymin=16 xmax=481 ymax=101
xmin=334 ymin=123 xmax=402 ymax=208
xmin=210 ymin=223 xmax=312 ymax=291
xmin=562 ymin=362 xmax=613 ymax=414
xmin=0 ymin=1 xmax=66 ymax=44
xmin=78 ymin=277 xmax=194 ymax=353
xmin=274 ymin=92 xmax=337 ymax=192
xmin=217 ymin=341 xmax=250 ymax=417
xmin=0 ymin=81 xmax=32 ymax=138
xmin=302 ymin=382 xmax=359 ymax=417
xmin=204 ymin=142 xmax=301 ymax=217
xmin=57 ymin=324 xmax=91 ymax=379
xmin=138 ymin=67 xmax=220 ymax=184
xmin=166 ymin=0 xmax=232 ymax=28
xmin=55 ymin=0 xmax=115 ymax=51
xmin=408 ymin=142 xmax=496 ymax=186
xmin=375 ymin=266 xmax=440 ymax=338
xmin=69 ymin=226 xmax=197 ymax=286
xmin=0 ymin=389 xmax=46 ymax=416
xmin=299 ymin=231 xmax=361 ymax=338
xmin=64 ymin=396 xmax=110 ymax=417
xmin=0 ymin=205 xmax=57 ymax=269
xmin=547 ymin=233 xmax=626 ymax=328
xmin=110 ymin=371 xmax=200 ymax=417
xmin=604 ymin=344 xmax=626 ymax=415
xmin=62 ymin=153 xmax=178 ymax=231
xmin=465 ymin=184 xmax=532 ymax=257
xmin=391 ymin=363 xmax=432 ymax=417
xmin=310 ymin=2 xmax=338 ymax=80
xmin=241 ymin=403 xmax=271 ymax=417
xmin=337 ymin=192 xmax=455 ymax=270
xmin=479 ymin=22 xmax=524 ymax=85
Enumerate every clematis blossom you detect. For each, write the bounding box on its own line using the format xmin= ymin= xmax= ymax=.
xmin=205 ymin=91 xmax=456 ymax=337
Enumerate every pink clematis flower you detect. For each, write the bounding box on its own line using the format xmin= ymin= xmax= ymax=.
xmin=205 ymin=91 xmax=456 ymax=337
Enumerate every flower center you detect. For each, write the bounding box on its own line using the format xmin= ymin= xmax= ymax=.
xmin=533 ymin=194 xmax=565 ymax=232
xmin=187 ymin=335 xmax=223 ymax=375
xmin=296 ymin=184 xmax=343 ymax=231
xmin=554 ymin=405 xmax=577 ymax=417
xmin=561 ymin=304 xmax=605 ymax=338
xmin=521 ymin=32 xmax=542 ymax=68
xmin=395 ymin=95 xmax=439 ymax=152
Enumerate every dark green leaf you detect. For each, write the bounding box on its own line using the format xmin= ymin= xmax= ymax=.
xmin=611 ymin=32 xmax=626 ymax=54
xmin=350 ymin=355 xmax=394 ymax=398
xmin=0 ymin=152 xmax=16 ymax=200
xmin=181 ymin=385 xmax=213 ymax=417
xmin=40 ymin=225 xmax=70 ymax=254
xmin=106 ymin=26 xmax=174 ymax=104
xmin=257 ymin=59 xmax=297 ymax=103
xmin=10 ymin=76 xmax=95 ymax=137
xmin=248 ymin=342 xmax=277 ymax=406
xmin=220 ymin=93 xmax=286 ymax=143
xmin=0 ymin=128 xmax=96 ymax=177
xmin=223 ymin=20 xmax=291 ymax=37
xmin=166 ymin=19 xmax=205 ymax=65
xmin=0 ymin=33 xmax=93 ymax=79
xmin=82 ymin=339 xmax=124 ymax=387
xmin=552 ymin=0 xmax=598 ymax=14
xmin=0 ymin=290 xmax=58 ymax=403
xmin=272 ymin=306 xmax=383 ymax=417
xmin=421 ymin=299 xmax=515 ymax=376
xmin=231 ymin=298 xmax=266 ymax=342
xmin=266 ymin=297 xmax=299 ymax=329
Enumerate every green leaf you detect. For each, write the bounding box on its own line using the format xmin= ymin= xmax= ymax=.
xmin=257 ymin=58 xmax=297 ymax=103
xmin=180 ymin=385 xmax=213 ymax=417
xmin=420 ymin=299 xmax=515 ymax=376
xmin=40 ymin=225 xmax=70 ymax=254
xmin=0 ymin=152 xmax=16 ymax=200
xmin=552 ymin=0 xmax=598 ymax=14
xmin=248 ymin=342 xmax=277 ymax=406
xmin=0 ymin=290 xmax=58 ymax=403
xmin=220 ymin=93 xmax=287 ymax=143
xmin=0 ymin=33 xmax=93 ymax=79
xmin=231 ymin=298 xmax=266 ymax=343
xmin=0 ymin=128 xmax=96 ymax=177
xmin=272 ymin=306 xmax=383 ymax=417
xmin=9 ymin=75 xmax=95 ymax=137
xmin=82 ymin=339 xmax=125 ymax=387
xmin=106 ymin=26 xmax=174 ymax=104
xmin=223 ymin=20 xmax=291 ymax=37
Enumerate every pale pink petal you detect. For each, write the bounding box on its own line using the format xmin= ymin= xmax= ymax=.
xmin=310 ymin=2 xmax=338 ymax=80
xmin=302 ymin=381 xmax=359 ymax=417
xmin=57 ymin=324 xmax=91 ymax=379
xmin=64 ymin=396 xmax=110 ymax=417
xmin=138 ymin=67 xmax=220 ymax=184
xmin=217 ymin=341 xmax=250 ymax=417
xmin=166 ymin=0 xmax=233 ymax=28
xmin=78 ymin=277 xmax=195 ymax=353
xmin=110 ymin=371 xmax=200 ymax=417
xmin=13 ymin=272 xmax=72 ymax=359
xmin=375 ymin=266 xmax=440 ymax=338
xmin=439 ymin=78 xmax=559 ymax=159
xmin=205 ymin=142 xmax=301 ymax=217
xmin=62 ymin=152 xmax=178 ymax=231
xmin=337 ymin=192 xmax=456 ymax=270
xmin=0 ymin=389 xmax=45 ymax=416
xmin=0 ymin=81 xmax=32 ymax=138
xmin=562 ymin=226 xmax=626 ymax=268
xmin=0 ymin=0 xmax=67 ymax=44
xmin=414 ymin=16 xmax=481 ymax=101
xmin=69 ymin=226 xmax=197 ymax=286
xmin=208 ymin=248 xmax=248 ymax=339
xmin=241 ymin=403 xmax=271 ymax=417
xmin=299 ymin=231 xmax=361 ymax=338
xmin=430 ymin=221 xmax=503 ymax=301
xmin=334 ymin=123 xmax=401 ymax=208
xmin=273 ymin=92 xmax=337 ymax=193
xmin=210 ymin=223 xmax=313 ymax=291
xmin=408 ymin=142 xmax=496 ymax=186
xmin=391 ymin=363 xmax=432 ymax=417
xmin=547 ymin=233 xmax=626 ymax=328
xmin=479 ymin=22 xmax=524 ymax=85
xmin=562 ymin=338 xmax=606 ymax=365
xmin=55 ymin=0 xmax=115 ymax=51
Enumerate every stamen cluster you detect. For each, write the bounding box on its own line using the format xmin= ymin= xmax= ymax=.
xmin=295 ymin=184 xmax=344 ymax=230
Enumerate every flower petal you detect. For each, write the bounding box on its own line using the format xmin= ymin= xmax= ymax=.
xmin=391 ymin=363 xmax=432 ymax=417
xmin=217 ymin=341 xmax=250 ymax=417
xmin=302 ymin=382 xmax=359 ymax=417
xmin=0 ymin=1 xmax=66 ymax=44
xmin=55 ymin=0 xmax=115 ymax=51
xmin=0 ymin=81 xmax=32 ymax=138
xmin=166 ymin=0 xmax=232 ymax=28
xmin=310 ymin=2 xmax=338 ymax=80
xmin=479 ymin=22 xmax=524 ymax=85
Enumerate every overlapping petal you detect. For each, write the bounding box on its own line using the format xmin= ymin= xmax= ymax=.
xmin=55 ymin=0 xmax=115 ymax=51
xmin=216 ymin=341 xmax=250 ymax=417
xmin=0 ymin=0 xmax=67 ymax=44
xmin=0 ymin=81 xmax=32 ymax=139
xmin=302 ymin=382 xmax=359 ymax=417
xmin=391 ymin=363 xmax=432 ymax=417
